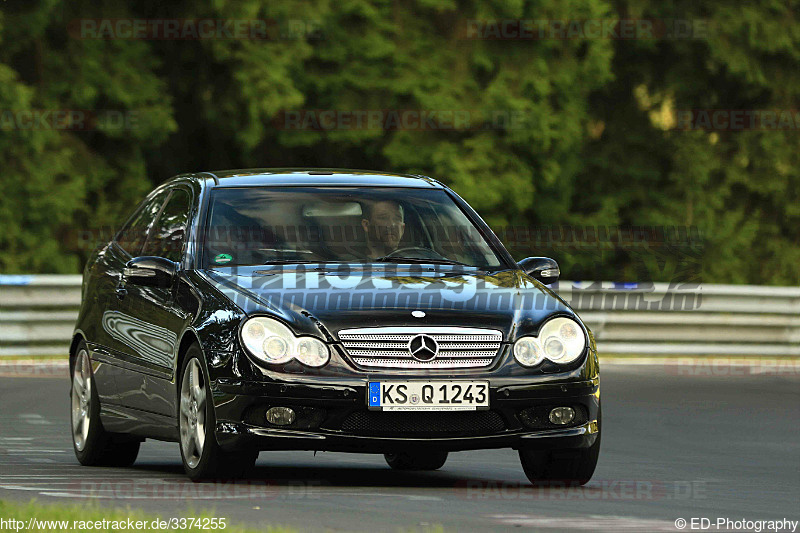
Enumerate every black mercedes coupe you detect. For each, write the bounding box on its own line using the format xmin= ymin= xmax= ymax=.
xmin=70 ymin=169 xmax=601 ymax=483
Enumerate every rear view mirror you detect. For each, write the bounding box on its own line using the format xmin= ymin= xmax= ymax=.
xmin=517 ymin=257 xmax=559 ymax=285
xmin=124 ymin=256 xmax=177 ymax=289
xmin=302 ymin=201 xmax=363 ymax=217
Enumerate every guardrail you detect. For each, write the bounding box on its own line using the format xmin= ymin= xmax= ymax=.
xmin=1 ymin=275 xmax=798 ymax=357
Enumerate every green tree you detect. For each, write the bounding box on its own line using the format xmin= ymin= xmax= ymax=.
xmin=572 ymin=0 xmax=800 ymax=284
xmin=0 ymin=0 xmax=797 ymax=285
xmin=0 ymin=1 xmax=176 ymax=272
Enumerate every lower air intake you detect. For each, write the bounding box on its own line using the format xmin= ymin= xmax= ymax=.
xmin=340 ymin=410 xmax=506 ymax=437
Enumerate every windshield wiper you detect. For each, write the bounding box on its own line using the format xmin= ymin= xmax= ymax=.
xmin=372 ymin=256 xmax=477 ymax=268
xmin=257 ymin=257 xmax=484 ymax=270
xmin=259 ymin=260 xmax=326 ymax=265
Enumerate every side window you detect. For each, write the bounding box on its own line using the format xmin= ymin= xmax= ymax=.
xmin=116 ymin=191 xmax=169 ymax=256
xmin=142 ymin=189 xmax=192 ymax=262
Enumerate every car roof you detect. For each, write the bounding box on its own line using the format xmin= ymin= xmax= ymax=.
xmin=195 ymin=168 xmax=444 ymax=189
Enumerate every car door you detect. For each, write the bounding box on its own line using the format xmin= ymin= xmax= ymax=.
xmin=90 ymin=189 xmax=170 ymax=402
xmin=115 ymin=186 xmax=194 ymax=416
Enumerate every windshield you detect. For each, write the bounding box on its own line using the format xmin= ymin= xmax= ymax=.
xmin=203 ymin=187 xmax=504 ymax=269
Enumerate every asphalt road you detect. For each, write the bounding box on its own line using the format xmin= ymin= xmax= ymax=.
xmin=0 ymin=363 xmax=798 ymax=532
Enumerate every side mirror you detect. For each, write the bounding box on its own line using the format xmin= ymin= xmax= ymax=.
xmin=517 ymin=257 xmax=560 ymax=285
xmin=124 ymin=256 xmax=177 ymax=289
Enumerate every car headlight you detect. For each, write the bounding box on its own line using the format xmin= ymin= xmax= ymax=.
xmin=513 ymin=337 xmax=545 ymax=367
xmin=241 ymin=317 xmax=330 ymax=367
xmin=513 ymin=317 xmax=586 ymax=367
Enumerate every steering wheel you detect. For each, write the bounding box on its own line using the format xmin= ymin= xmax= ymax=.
xmin=379 ymin=247 xmax=448 ymax=260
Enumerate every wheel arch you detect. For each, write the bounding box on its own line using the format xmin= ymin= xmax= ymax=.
xmin=176 ymin=329 xmax=203 ymax=381
xmin=69 ymin=331 xmax=87 ymax=373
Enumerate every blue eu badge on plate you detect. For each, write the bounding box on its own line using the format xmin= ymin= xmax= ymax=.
xmin=368 ymin=382 xmax=381 ymax=407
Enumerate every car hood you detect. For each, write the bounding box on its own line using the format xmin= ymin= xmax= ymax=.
xmin=200 ymin=264 xmax=572 ymax=341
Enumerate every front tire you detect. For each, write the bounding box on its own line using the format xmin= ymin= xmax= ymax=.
xmin=385 ymin=450 xmax=448 ymax=471
xmin=518 ymin=406 xmax=601 ymax=486
xmin=178 ymin=345 xmax=258 ymax=481
xmin=71 ymin=343 xmax=140 ymax=467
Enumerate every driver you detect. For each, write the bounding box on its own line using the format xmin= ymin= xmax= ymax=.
xmin=361 ymin=200 xmax=405 ymax=258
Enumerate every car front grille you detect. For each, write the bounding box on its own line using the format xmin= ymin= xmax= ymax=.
xmin=340 ymin=410 xmax=507 ymax=437
xmin=337 ymin=327 xmax=503 ymax=369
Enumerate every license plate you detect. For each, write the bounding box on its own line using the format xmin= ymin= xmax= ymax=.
xmin=367 ymin=381 xmax=489 ymax=411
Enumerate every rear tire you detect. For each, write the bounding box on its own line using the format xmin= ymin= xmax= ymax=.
xmin=518 ymin=405 xmax=601 ymax=486
xmin=179 ymin=345 xmax=258 ymax=481
xmin=71 ymin=342 xmax=141 ymax=467
xmin=385 ymin=450 xmax=448 ymax=471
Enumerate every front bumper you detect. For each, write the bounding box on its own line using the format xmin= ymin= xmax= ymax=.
xmin=212 ymin=377 xmax=600 ymax=453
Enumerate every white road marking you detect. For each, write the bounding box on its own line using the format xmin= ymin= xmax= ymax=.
xmin=0 ymin=485 xmax=48 ymax=491
xmin=5 ymin=449 xmax=67 ymax=454
xmin=0 ymin=476 xmax=78 ymax=479
xmin=0 ymin=476 xmax=171 ymax=480
xmin=18 ymin=414 xmax=52 ymax=425
xmin=38 ymin=492 xmax=440 ymax=500
xmin=38 ymin=492 xmax=282 ymax=500
xmin=0 ymin=480 xmax=444 ymax=502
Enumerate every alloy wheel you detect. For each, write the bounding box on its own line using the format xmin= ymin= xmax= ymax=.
xmin=179 ymin=359 xmax=207 ymax=469
xmin=71 ymin=349 xmax=92 ymax=451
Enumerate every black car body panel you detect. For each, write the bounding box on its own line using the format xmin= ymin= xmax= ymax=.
xmin=72 ymin=169 xmax=599 ymax=460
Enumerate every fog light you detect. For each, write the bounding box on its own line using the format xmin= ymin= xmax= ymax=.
xmin=549 ymin=407 xmax=575 ymax=425
xmin=265 ymin=407 xmax=296 ymax=426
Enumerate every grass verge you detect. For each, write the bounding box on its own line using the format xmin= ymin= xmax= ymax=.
xmin=0 ymin=500 xmax=445 ymax=532
xmin=0 ymin=499 xmax=292 ymax=532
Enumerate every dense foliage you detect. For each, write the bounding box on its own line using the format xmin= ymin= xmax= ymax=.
xmin=0 ymin=0 xmax=797 ymax=284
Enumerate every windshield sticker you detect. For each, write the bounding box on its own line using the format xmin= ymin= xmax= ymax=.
xmin=214 ymin=253 xmax=233 ymax=264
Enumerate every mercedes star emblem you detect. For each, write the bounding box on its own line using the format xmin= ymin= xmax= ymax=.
xmin=408 ymin=334 xmax=439 ymax=362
